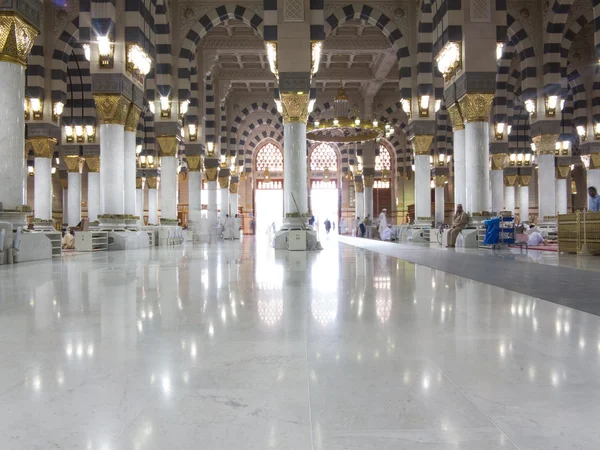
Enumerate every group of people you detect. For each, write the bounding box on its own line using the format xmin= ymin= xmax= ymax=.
xmin=354 ymin=209 xmax=392 ymax=240
xmin=220 ymin=214 xmax=241 ymax=240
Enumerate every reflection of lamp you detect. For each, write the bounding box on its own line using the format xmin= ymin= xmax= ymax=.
xmin=179 ymin=99 xmax=189 ymax=118
xmin=83 ymin=44 xmax=90 ymax=61
xmin=53 ymin=151 xmax=59 ymax=165
xmin=436 ymin=41 xmax=461 ymax=78
xmin=311 ymin=41 xmax=322 ymax=75
xmin=136 ymin=145 xmax=142 ymax=154
xmin=400 ymin=98 xmax=411 ymax=116
xmin=51 ymin=166 xmax=57 ymax=174
xmin=595 ymin=123 xmax=600 ymax=140
xmin=434 ymin=99 xmax=441 ymax=113
xmin=571 ymin=180 xmax=578 ymax=194
xmin=496 ymin=42 xmax=504 ymax=60
xmin=27 ymin=159 xmax=34 ymax=175
xmin=266 ymin=42 xmax=278 ymax=76
xmin=507 ymin=124 xmax=512 ymax=135
xmin=53 ymin=102 xmax=64 ymax=121
xmin=546 ymin=95 xmax=558 ymax=116
xmin=525 ymin=99 xmax=536 ymax=118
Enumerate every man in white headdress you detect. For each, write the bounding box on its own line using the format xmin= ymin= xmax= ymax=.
xmin=378 ymin=209 xmax=388 ymax=238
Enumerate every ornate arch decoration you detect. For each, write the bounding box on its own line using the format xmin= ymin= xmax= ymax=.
xmin=506 ymin=15 xmax=536 ymax=102
xmin=26 ymin=35 xmax=44 ymax=100
xmin=508 ymin=101 xmax=531 ymax=154
xmin=62 ymin=44 xmax=95 ymax=127
xmin=178 ymin=5 xmax=264 ymax=101
xmin=560 ymin=9 xmax=592 ymax=77
xmin=375 ymin=143 xmax=393 ymax=173
xmin=254 ymin=139 xmax=284 ymax=173
xmin=308 ymin=101 xmax=334 ymax=124
xmin=242 ymin=124 xmax=284 ymax=171
xmin=416 ymin=0 xmax=433 ymax=100
xmin=51 ymin=17 xmax=81 ymax=104
xmin=543 ymin=0 xmax=576 ymax=96
xmin=309 ymin=142 xmax=340 ymax=172
xmin=378 ymin=102 xmax=409 ymax=135
xmin=230 ymin=102 xmax=283 ymax=154
xmin=324 ymin=4 xmax=411 ymax=99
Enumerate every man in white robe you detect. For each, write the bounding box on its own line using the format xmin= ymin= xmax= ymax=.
xmin=223 ymin=215 xmax=234 ymax=239
xmin=378 ymin=209 xmax=388 ymax=238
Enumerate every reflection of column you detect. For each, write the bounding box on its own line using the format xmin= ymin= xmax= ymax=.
xmin=459 ymin=94 xmax=493 ymax=215
xmin=218 ymin=169 xmax=230 ymax=219
xmin=147 ymin=176 xmax=159 ymax=224
xmin=0 ymin=14 xmax=38 ymax=214
xmin=412 ymin=135 xmax=434 ymax=223
xmin=204 ymin=161 xmax=219 ymax=227
xmin=230 ymin=176 xmax=239 ymax=215
xmin=354 ymin=177 xmax=364 ymax=219
xmin=65 ymin=156 xmax=82 ymax=227
xmin=187 ymin=155 xmax=202 ymax=212
xmin=448 ymin=105 xmax=465 ymax=207
xmin=490 ymin=154 xmax=506 ymax=213
xmin=280 ymin=92 xmax=309 ymax=217
xmin=363 ymin=171 xmax=374 ymax=219
xmin=30 ymin=138 xmax=56 ymax=221
xmin=86 ymin=156 xmax=100 ymax=222
xmin=136 ymin=177 xmax=144 ymax=226
xmin=503 ymin=173 xmax=517 ymax=214
xmin=60 ymin=176 xmax=68 ymax=225
xmin=518 ymin=174 xmax=531 ymax=222
xmin=555 ymin=164 xmax=569 ymax=215
xmin=124 ymin=105 xmax=141 ymax=216
xmin=94 ymin=94 xmax=129 ymax=215
xmin=533 ymin=135 xmax=558 ymax=224
xmin=434 ymin=175 xmax=447 ymax=224
xmin=157 ymin=136 xmax=178 ymax=221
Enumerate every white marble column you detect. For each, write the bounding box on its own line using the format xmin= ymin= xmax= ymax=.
xmin=555 ymin=178 xmax=567 ymax=215
xmin=453 ymin=128 xmax=466 ymax=208
xmin=99 ymin=123 xmax=125 ymax=215
xmin=355 ymin=190 xmax=364 ymax=220
xmin=62 ymin=185 xmax=68 ymax=225
xmin=537 ymin=154 xmax=556 ymax=223
xmin=87 ymin=165 xmax=100 ymax=222
xmin=364 ymin=182 xmax=374 ymax=219
xmin=136 ymin=180 xmax=144 ymax=226
xmin=67 ymin=171 xmax=81 ymax=227
xmin=414 ymin=154 xmax=431 ymax=222
xmin=0 ymin=62 xmax=26 ymax=210
xmin=124 ymin=130 xmax=137 ymax=216
xmin=519 ymin=185 xmax=530 ymax=222
xmin=504 ymin=185 xmax=516 ymax=214
xmin=283 ymin=122 xmax=308 ymax=216
xmin=160 ymin=156 xmax=178 ymax=221
xmin=219 ymin=187 xmax=229 ymax=218
xmin=490 ymin=169 xmax=504 ymax=213
xmin=230 ymin=189 xmax=239 ymax=216
xmin=34 ymin=157 xmax=52 ymax=220
xmin=207 ymin=181 xmax=218 ymax=227
xmin=587 ymin=168 xmax=600 ymax=192
xmin=464 ymin=121 xmax=490 ymax=215
xmin=434 ymin=185 xmax=444 ymax=224
xmin=188 ymin=171 xmax=202 ymax=212
xmin=147 ymin=179 xmax=159 ymax=225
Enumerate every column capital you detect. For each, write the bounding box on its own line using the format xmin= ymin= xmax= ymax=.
xmin=186 ymin=155 xmax=202 ymax=172
xmin=556 ymin=165 xmax=570 ymax=179
xmin=64 ymin=156 xmax=83 ymax=173
xmin=518 ymin=175 xmax=531 ymax=187
xmin=458 ymin=93 xmax=494 ymax=123
xmin=59 ymin=177 xmax=68 ymax=189
xmin=29 ymin=137 xmax=57 ymax=158
xmin=93 ymin=94 xmax=131 ymax=125
xmin=229 ymin=181 xmax=239 ymax=194
xmin=124 ymin=104 xmax=142 ymax=132
xmin=136 ymin=177 xmax=143 ymax=189
xmin=363 ymin=175 xmax=374 ymax=188
xmin=0 ymin=12 xmax=38 ymax=66
xmin=354 ymin=175 xmax=364 ymax=193
xmin=491 ymin=153 xmax=507 ymax=171
xmin=434 ymin=174 xmax=448 ymax=187
xmin=86 ymin=156 xmax=100 ymax=173
xmin=589 ymin=153 xmax=600 ymax=169
xmin=411 ymin=135 xmax=434 ymax=155
xmin=146 ymin=176 xmax=158 ymax=189
xmin=156 ymin=135 xmax=178 ymax=157
xmin=503 ymin=174 xmax=517 ymax=187
xmin=447 ymin=104 xmax=464 ymax=131
xmin=532 ymin=134 xmax=559 ymax=155
xmin=280 ymin=92 xmax=310 ymax=123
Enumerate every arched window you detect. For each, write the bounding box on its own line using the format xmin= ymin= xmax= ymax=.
xmin=310 ymin=143 xmax=338 ymax=171
xmin=375 ymin=145 xmax=391 ymax=172
xmin=255 ymin=142 xmax=283 ymax=172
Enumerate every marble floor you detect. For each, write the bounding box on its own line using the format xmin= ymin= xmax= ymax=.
xmin=0 ymin=237 xmax=599 ymax=449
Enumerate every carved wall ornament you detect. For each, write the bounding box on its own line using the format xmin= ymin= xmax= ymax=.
xmin=520 ymin=8 xmax=530 ymax=18
xmin=186 ymin=155 xmax=202 ymax=172
xmin=394 ymin=7 xmax=405 ymax=18
xmin=54 ymin=5 xmax=79 ymax=39
xmin=85 ymin=156 xmax=100 ymax=173
xmin=183 ymin=8 xmax=194 ymax=18
xmin=532 ymin=134 xmax=559 ymax=155
xmin=146 ymin=176 xmax=158 ymax=189
xmin=491 ymin=153 xmax=507 ymax=170
xmin=0 ymin=13 xmax=39 ymax=65
xmin=504 ymin=174 xmax=517 ymax=187
xmin=458 ymin=93 xmax=494 ymax=123
xmin=156 ymin=136 xmax=178 ymax=157
xmin=29 ymin=137 xmax=57 ymax=158
xmin=412 ymin=135 xmax=434 ymax=155
xmin=470 ymin=0 xmax=491 ymax=22
xmin=204 ymin=166 xmax=219 ymax=182
xmin=124 ymin=104 xmax=142 ymax=132
xmin=93 ymin=94 xmax=130 ymax=125
xmin=280 ymin=92 xmax=310 ymax=123
xmin=284 ymin=0 xmax=304 ymax=22
xmin=447 ymin=104 xmax=465 ymax=130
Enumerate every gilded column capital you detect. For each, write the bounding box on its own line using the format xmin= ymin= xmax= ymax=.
xmin=491 ymin=153 xmax=507 ymax=171
xmin=229 ymin=182 xmax=239 ymax=194
xmin=93 ymin=94 xmax=131 ymax=125
xmin=0 ymin=13 xmax=38 ymax=66
xmin=205 ymin=166 xmax=219 ymax=182
xmin=354 ymin=181 xmax=364 ymax=193
xmin=363 ymin=175 xmax=374 ymax=188
xmin=146 ymin=176 xmax=158 ymax=189
xmin=280 ymin=92 xmax=310 ymax=123
xmin=64 ymin=156 xmax=83 ymax=173
xmin=433 ymin=174 xmax=448 ymax=187
xmin=136 ymin=177 xmax=143 ymax=189
xmin=589 ymin=153 xmax=600 ymax=169
xmin=412 ymin=135 xmax=434 ymax=155
xmin=518 ymin=175 xmax=531 ymax=186
xmin=218 ymin=176 xmax=230 ymax=189
xmin=447 ymin=104 xmax=464 ymax=131
xmin=532 ymin=134 xmax=559 ymax=155
xmin=504 ymin=174 xmax=517 ymax=187
xmin=458 ymin=93 xmax=494 ymax=123
xmin=186 ymin=155 xmax=202 ymax=172
xmin=85 ymin=156 xmax=100 ymax=173
xmin=556 ymin=165 xmax=570 ymax=179
xmin=156 ymin=135 xmax=178 ymax=157
xmin=29 ymin=137 xmax=57 ymax=158
xmin=124 ymin=103 xmax=142 ymax=132
xmin=59 ymin=178 xmax=68 ymax=189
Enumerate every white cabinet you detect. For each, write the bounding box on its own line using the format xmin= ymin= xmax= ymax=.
xmin=75 ymin=231 xmax=108 ymax=252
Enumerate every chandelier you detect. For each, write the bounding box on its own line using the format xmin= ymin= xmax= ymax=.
xmin=306 ymin=85 xmax=392 ymax=143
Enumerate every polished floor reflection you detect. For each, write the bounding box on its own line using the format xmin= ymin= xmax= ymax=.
xmin=0 ymin=238 xmax=599 ymax=449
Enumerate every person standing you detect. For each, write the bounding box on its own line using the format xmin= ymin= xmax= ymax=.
xmin=378 ymin=209 xmax=388 ymax=238
xmin=364 ymin=214 xmax=373 ymax=238
xmin=447 ymin=204 xmax=469 ymax=248
xmin=588 ymin=186 xmax=600 ymax=212
xmin=324 ymin=218 xmax=331 ymax=234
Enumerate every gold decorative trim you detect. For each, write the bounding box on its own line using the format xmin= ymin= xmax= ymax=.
xmin=186 ymin=155 xmax=202 ymax=172
xmin=0 ymin=13 xmax=38 ymax=66
xmin=363 ymin=175 xmax=374 ymax=188
xmin=458 ymin=93 xmax=494 ymax=123
xmin=447 ymin=104 xmax=464 ymax=130
xmin=280 ymin=92 xmax=310 ymax=123
xmin=205 ymin=166 xmax=219 ymax=182
xmin=412 ymin=135 xmax=434 ymax=155
xmin=93 ymin=94 xmax=130 ymax=125
xmin=556 ymin=165 xmax=570 ymax=179
xmin=589 ymin=153 xmax=600 ymax=169
xmin=136 ymin=177 xmax=143 ymax=189
xmin=532 ymin=134 xmax=559 ymax=155
xmin=518 ymin=175 xmax=531 ymax=186
xmin=59 ymin=178 xmax=68 ymax=189
xmin=229 ymin=182 xmax=239 ymax=194
xmin=491 ymin=153 xmax=507 ymax=171
xmin=64 ymin=156 xmax=83 ymax=173
xmin=433 ymin=175 xmax=448 ymax=187
xmin=354 ymin=181 xmax=364 ymax=193
xmin=146 ymin=176 xmax=158 ymax=189
xmin=29 ymin=137 xmax=57 ymax=158
xmin=504 ymin=174 xmax=517 ymax=187
xmin=85 ymin=156 xmax=100 ymax=173
xmin=218 ymin=176 xmax=230 ymax=189
xmin=124 ymin=103 xmax=142 ymax=132
xmin=156 ymin=135 xmax=178 ymax=157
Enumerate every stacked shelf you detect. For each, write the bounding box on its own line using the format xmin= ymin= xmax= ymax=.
xmin=75 ymin=231 xmax=108 ymax=252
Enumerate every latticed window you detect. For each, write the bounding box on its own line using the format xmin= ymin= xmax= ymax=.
xmin=375 ymin=145 xmax=392 ymax=172
xmin=255 ymin=142 xmax=283 ymax=172
xmin=310 ymin=143 xmax=338 ymax=171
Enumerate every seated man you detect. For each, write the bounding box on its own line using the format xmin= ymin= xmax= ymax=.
xmin=62 ymin=230 xmax=75 ymax=249
xmin=527 ymin=231 xmax=557 ymax=246
xmin=447 ymin=204 xmax=468 ymax=248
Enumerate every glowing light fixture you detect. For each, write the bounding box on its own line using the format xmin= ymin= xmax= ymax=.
xmin=179 ymin=99 xmax=189 ymax=118
xmin=52 ymin=102 xmax=64 ymax=121
xmin=595 ymin=122 xmax=600 ymax=139
xmin=576 ymin=125 xmax=586 ymax=141
xmin=83 ymin=44 xmax=90 ymax=61
xmin=507 ymin=125 xmax=512 ymax=135
xmin=419 ymin=95 xmax=430 ymax=117
xmin=333 ymin=118 xmax=339 ymax=127
xmin=159 ymin=96 xmax=171 ymax=118
xmin=560 ymin=99 xmax=565 ymax=111
xmin=546 ymin=95 xmax=558 ymax=116
xmin=314 ymin=120 xmax=320 ymax=128
xmin=308 ymin=98 xmax=316 ymax=113
xmin=188 ymin=124 xmax=197 ymax=141
xmin=64 ymin=125 xmax=74 ymax=143
xmin=127 ymin=43 xmax=152 ymax=76
xmin=372 ymin=119 xmax=378 ymax=128
xmin=97 ymin=36 xmax=114 ymax=67
xmin=495 ymin=122 xmax=505 ymax=140
xmin=311 ymin=41 xmax=322 ymax=75
xmin=524 ymin=99 xmax=536 ymax=117
xmin=354 ymin=118 xmax=361 ymax=126
xmin=136 ymin=145 xmax=142 ymax=155
xmin=400 ymin=98 xmax=411 ymax=116
xmin=435 ymin=99 xmax=441 ymax=113
xmin=51 ymin=166 xmax=57 ymax=174
xmin=266 ymin=42 xmax=278 ymax=77
xmin=30 ymin=98 xmax=43 ymax=120
xmin=207 ymin=141 xmax=215 ymax=156
xmin=436 ymin=41 xmax=461 ymax=78
xmin=496 ymin=42 xmax=504 ymax=61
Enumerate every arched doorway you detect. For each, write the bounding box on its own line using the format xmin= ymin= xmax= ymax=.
xmin=309 ymin=143 xmax=340 ymax=235
xmin=254 ymin=141 xmax=284 ymax=236
xmin=374 ymin=145 xmax=393 ymax=215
